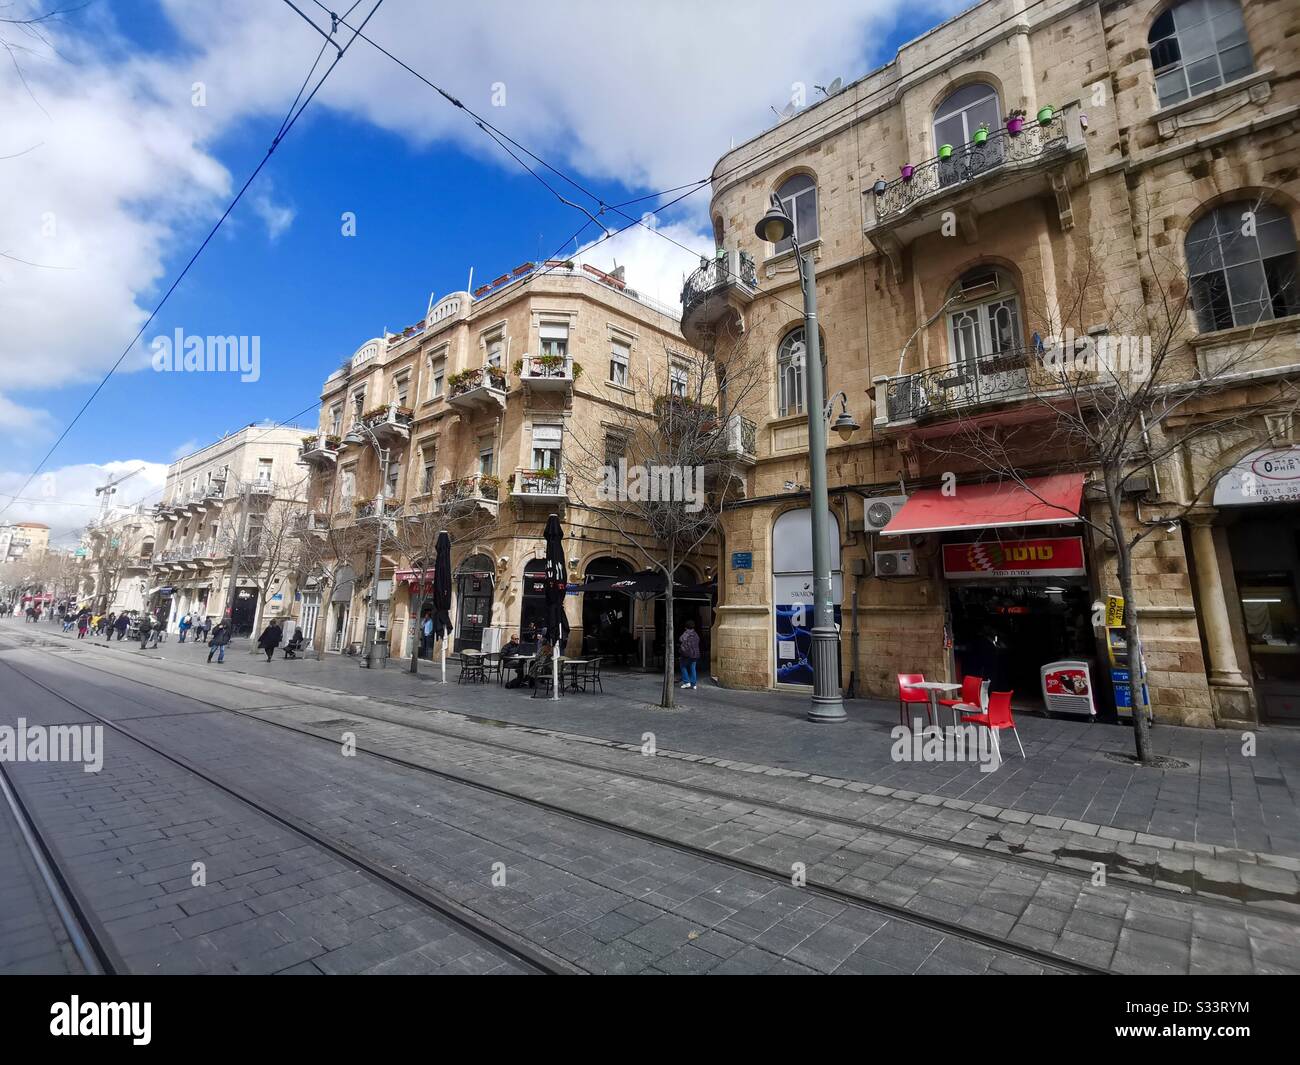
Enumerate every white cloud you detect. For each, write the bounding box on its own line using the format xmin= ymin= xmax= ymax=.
xmin=251 ymin=192 xmax=295 ymax=241
xmin=0 ymin=460 xmax=169 ymax=543
xmin=573 ymin=215 xmax=711 ymax=312
xmin=0 ymin=0 xmax=951 ymax=428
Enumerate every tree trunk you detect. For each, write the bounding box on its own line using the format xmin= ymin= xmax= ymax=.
xmin=661 ymin=553 xmax=676 ymax=709
xmin=408 ymin=587 xmax=429 ymax=675
xmin=314 ymin=576 xmax=332 ymax=660
xmin=1104 ymin=473 xmax=1153 ymax=764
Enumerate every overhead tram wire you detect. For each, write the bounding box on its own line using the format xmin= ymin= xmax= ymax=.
xmin=315 ymin=0 xmax=1061 ymax=307
xmin=0 ymin=0 xmax=387 ymax=523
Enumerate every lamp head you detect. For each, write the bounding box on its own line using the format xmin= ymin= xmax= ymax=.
xmin=754 ymin=197 xmax=793 ymax=244
xmin=831 ymin=409 xmax=860 ymax=441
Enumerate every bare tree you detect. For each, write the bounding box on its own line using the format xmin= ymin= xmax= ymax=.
xmin=913 ymin=209 xmax=1298 ymax=763
xmin=566 ymin=330 xmax=765 ymax=707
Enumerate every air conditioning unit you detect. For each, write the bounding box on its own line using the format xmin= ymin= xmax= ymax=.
xmin=875 ymin=549 xmax=916 ymax=577
xmin=864 ymin=494 xmax=908 ymax=533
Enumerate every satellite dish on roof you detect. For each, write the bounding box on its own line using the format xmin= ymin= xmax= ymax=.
xmin=769 ymin=101 xmax=799 ymax=123
xmin=815 ymin=77 xmax=844 ymax=98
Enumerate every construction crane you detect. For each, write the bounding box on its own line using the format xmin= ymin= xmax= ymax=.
xmin=94 ymin=467 xmax=145 ymax=522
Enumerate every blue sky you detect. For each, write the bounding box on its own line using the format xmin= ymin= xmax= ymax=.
xmin=0 ymin=0 xmax=961 ymax=545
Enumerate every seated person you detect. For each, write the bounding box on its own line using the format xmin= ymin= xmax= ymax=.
xmin=283 ymin=626 xmax=305 ymax=659
xmin=507 ymin=639 xmax=552 ymax=688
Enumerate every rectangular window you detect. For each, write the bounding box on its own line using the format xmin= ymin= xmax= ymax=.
xmin=351 ymin=390 xmax=365 ymax=421
xmin=539 ymin=321 xmax=569 ymax=359
xmin=610 ymin=338 xmax=629 ymax=385
xmin=604 ymin=433 xmax=627 ymax=469
xmin=532 ymin=424 xmax=563 ymax=472
xmin=420 ymin=446 xmax=436 ymax=494
xmin=478 ymin=439 xmax=495 ymax=476
xmin=669 ymin=364 xmax=688 ymax=397
xmin=429 ymin=356 xmax=445 ymax=399
xmin=340 ymin=467 xmax=356 ymax=508
xmin=384 ymin=461 xmax=401 ymax=499
xmin=485 ymin=333 xmax=504 ymax=367
xmin=329 ymin=404 xmax=342 ymax=435
xmin=256 ymin=458 xmax=273 ymax=484
xmin=393 ymin=374 xmax=410 ymax=408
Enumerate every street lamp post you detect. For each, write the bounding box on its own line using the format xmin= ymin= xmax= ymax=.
xmin=755 ymin=196 xmax=859 ymax=723
xmin=343 ymin=422 xmax=391 ymax=669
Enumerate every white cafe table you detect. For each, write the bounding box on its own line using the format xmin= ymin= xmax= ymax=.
xmin=908 ymin=680 xmax=961 ymax=727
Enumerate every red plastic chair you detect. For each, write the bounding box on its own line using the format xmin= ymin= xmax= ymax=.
xmin=939 ymin=675 xmax=984 ymax=710
xmin=960 ymin=691 xmax=1026 ymax=759
xmin=897 ymin=673 xmax=932 ymax=728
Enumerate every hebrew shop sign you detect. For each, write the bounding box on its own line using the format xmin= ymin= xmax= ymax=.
xmin=943 ymin=536 xmax=1087 ymax=580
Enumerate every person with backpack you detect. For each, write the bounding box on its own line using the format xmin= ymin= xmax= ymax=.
xmin=207 ymin=620 xmax=231 ymax=663
xmin=178 ymin=613 xmax=191 ymax=643
xmin=678 ymin=619 xmax=701 ymax=690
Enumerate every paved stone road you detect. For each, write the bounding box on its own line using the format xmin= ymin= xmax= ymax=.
xmin=4 ymin=626 xmax=1299 ymax=974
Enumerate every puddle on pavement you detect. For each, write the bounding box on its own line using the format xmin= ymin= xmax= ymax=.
xmin=987 ymin=832 xmax=1300 ymax=906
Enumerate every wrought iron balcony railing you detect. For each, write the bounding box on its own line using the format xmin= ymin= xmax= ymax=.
xmin=354 ymin=497 xmax=402 ymax=520
xmin=439 ymin=475 xmax=500 ymax=505
xmin=512 ymin=468 xmax=567 ymax=497
xmin=873 ymin=112 xmax=1070 ymax=224
xmin=682 ymin=249 xmax=758 ymax=321
xmin=878 ymin=347 xmax=1036 ymax=424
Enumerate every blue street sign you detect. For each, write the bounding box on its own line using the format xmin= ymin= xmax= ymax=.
xmin=731 ymin=552 xmax=753 ymax=569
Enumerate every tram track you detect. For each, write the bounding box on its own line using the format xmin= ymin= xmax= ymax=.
xmin=1 ymin=642 xmax=1110 ymax=974
xmin=22 ymin=632 xmax=1298 ymax=926
xmin=0 ymin=655 xmax=575 ymax=975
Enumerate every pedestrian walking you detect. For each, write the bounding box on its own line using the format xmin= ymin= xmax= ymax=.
xmin=114 ymin=612 xmax=130 ymax=641
xmin=678 ymin=619 xmax=701 ymax=690
xmin=76 ymin=613 xmax=89 ymax=639
xmin=256 ymin=620 xmax=282 ymax=662
xmin=197 ymin=617 xmax=210 ymax=644
xmin=178 ymin=613 xmax=191 ymax=643
xmin=104 ymin=612 xmax=116 ymax=641
xmin=207 ymin=620 xmax=231 ymax=663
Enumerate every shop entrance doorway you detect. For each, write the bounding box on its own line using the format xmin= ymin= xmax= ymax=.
xmin=949 ymin=578 xmax=1094 ymax=707
xmin=454 ymin=554 xmax=494 ymax=652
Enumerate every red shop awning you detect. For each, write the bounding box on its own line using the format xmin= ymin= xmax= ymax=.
xmin=880 ymin=473 xmax=1085 ymax=536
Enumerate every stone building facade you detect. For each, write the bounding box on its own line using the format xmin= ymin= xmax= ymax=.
xmin=685 ymin=0 xmax=1300 ymax=726
xmin=300 ymin=260 xmax=715 ymax=664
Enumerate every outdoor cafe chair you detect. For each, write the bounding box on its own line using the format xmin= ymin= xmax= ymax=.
xmin=458 ymin=653 xmax=486 ymax=685
xmin=939 ymin=675 xmax=986 ymax=724
xmin=960 ymin=691 xmax=1026 ymax=759
xmin=897 ymin=673 xmax=932 ymax=728
xmin=578 ymin=656 xmax=603 ymax=693
xmin=481 ymin=651 xmax=503 ymax=683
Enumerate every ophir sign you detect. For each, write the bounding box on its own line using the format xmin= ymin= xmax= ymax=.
xmin=943 ymin=536 xmax=1086 ymax=580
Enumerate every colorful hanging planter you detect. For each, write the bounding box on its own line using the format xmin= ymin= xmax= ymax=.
xmin=972 ymin=124 xmax=989 ymax=145
xmin=1006 ymin=109 xmax=1027 ymax=136
xmin=900 ymin=164 xmax=915 ymax=181
xmin=1037 ymin=105 xmax=1054 ymax=125
xmin=938 ymin=144 xmax=953 ymax=159
xmin=872 ymin=178 xmax=888 ymax=195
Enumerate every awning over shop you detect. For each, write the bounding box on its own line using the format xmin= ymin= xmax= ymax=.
xmin=580 ymin=570 xmax=717 ymax=601
xmin=880 ymin=473 xmax=1085 ymax=536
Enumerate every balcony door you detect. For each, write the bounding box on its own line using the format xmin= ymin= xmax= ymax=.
xmin=933 ymin=83 xmax=1002 ymax=188
xmin=945 ymin=287 xmax=1026 ymax=406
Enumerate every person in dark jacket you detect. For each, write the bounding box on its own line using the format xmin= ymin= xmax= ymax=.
xmin=283 ymin=626 xmax=304 ymax=659
xmin=207 ymin=621 xmax=231 ymax=663
xmin=257 ymin=620 xmax=282 ymax=662
xmin=114 ymin=612 xmax=130 ymax=640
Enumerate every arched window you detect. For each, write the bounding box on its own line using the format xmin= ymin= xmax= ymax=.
xmin=1148 ymin=0 xmax=1253 ymax=108
xmin=933 ymin=83 xmax=1001 ymax=151
xmin=776 ymin=327 xmax=828 ymax=418
xmin=774 ymin=174 xmax=817 ymax=254
xmin=946 ymin=269 xmax=1023 ymax=365
xmin=1186 ymin=202 xmax=1299 ymax=331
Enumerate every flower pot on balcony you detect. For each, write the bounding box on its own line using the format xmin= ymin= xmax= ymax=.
xmin=1036 ymin=105 xmax=1054 ymax=125
xmin=973 ymin=125 xmax=989 ymax=144
xmin=938 ymin=144 xmax=953 ymax=159
xmin=900 ymin=164 xmax=914 ymax=181
xmin=1006 ymin=110 xmax=1026 ymax=136
xmin=872 ymin=178 xmax=887 ymax=195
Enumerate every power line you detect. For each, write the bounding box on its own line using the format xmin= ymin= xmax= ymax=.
xmin=0 ymin=0 xmax=386 ymax=523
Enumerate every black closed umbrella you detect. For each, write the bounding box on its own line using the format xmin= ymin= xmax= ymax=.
xmin=543 ymin=514 xmax=568 ymax=698
xmin=432 ymin=530 xmax=452 ymax=681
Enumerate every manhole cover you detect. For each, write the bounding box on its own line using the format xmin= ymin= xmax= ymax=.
xmin=1102 ymin=751 xmax=1191 ymax=770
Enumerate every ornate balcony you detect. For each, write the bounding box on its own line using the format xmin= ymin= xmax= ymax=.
xmin=871 ymin=344 xmax=1102 ymax=434
xmin=354 ymin=497 xmax=402 ymax=521
xmin=713 ymin=414 xmax=757 ymax=466
xmin=864 ymin=105 xmax=1088 ymax=280
xmin=510 ymin=468 xmax=567 ymax=508
xmin=298 ymin=434 xmax=341 ymax=468
xmin=359 ymin=405 xmax=413 ymax=446
xmin=446 ymin=366 xmax=507 ymax=414
xmin=517 ymin=354 xmax=578 ymax=394
xmin=439 ymin=475 xmax=500 ymax=518
xmin=680 ymin=248 xmax=758 ymax=349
